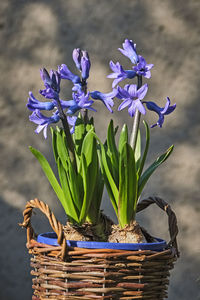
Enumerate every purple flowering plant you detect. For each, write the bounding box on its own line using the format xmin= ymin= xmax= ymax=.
xmin=27 ymin=39 xmax=176 ymax=231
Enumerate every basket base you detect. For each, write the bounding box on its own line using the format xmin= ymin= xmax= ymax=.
xmin=29 ymin=239 xmax=176 ymax=300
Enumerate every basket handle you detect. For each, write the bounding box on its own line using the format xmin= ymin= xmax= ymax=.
xmin=136 ymin=196 xmax=179 ymax=256
xmin=19 ymin=198 xmax=67 ymax=260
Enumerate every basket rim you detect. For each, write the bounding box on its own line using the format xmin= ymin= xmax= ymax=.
xmin=37 ymin=232 xmax=167 ymax=251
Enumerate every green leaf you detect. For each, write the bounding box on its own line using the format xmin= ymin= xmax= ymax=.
xmin=138 ymin=145 xmax=174 ymax=196
xmin=93 ymin=169 xmax=104 ymax=212
xmin=51 ymin=127 xmax=58 ymax=162
xmin=135 ymin=129 xmax=141 ymax=171
xmin=73 ymin=114 xmax=86 ymax=157
xmin=56 ymin=129 xmax=69 ymax=171
xmin=118 ymin=142 xmax=138 ymax=227
xmin=138 ymin=120 xmax=150 ymax=178
xmin=100 ymin=142 xmax=118 ymax=214
xmin=57 ymin=158 xmax=79 ymax=222
xmin=118 ymin=124 xmax=128 ymax=153
xmin=79 ymin=154 xmax=89 ymax=222
xmin=29 ymin=146 xmax=68 ymax=215
xmin=93 ymin=132 xmax=118 ymax=215
xmin=79 ymin=130 xmax=98 ymax=222
xmin=107 ymin=120 xmax=119 ymax=184
xmin=67 ymin=159 xmax=82 ymax=212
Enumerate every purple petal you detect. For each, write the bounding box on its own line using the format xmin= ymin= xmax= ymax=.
xmin=127 ymin=84 xmax=137 ymax=98
xmin=144 ymin=70 xmax=151 ymax=79
xmin=126 ymin=70 xmax=137 ymax=79
xmin=81 ymin=56 xmax=91 ymax=80
xmin=35 ymin=124 xmax=46 ymax=135
xmin=58 ymin=64 xmax=81 ymax=84
xmin=59 ymin=99 xmax=75 ymax=109
xmin=117 ymin=86 xmax=130 ymax=99
xmin=112 ymin=77 xmax=124 ymax=88
xmin=109 ymin=61 xmax=117 ymax=73
xmin=164 ymin=103 xmax=176 ymax=115
xmin=145 ymin=101 xmax=161 ymax=113
xmin=118 ymin=39 xmax=138 ymax=64
xmin=161 ymin=97 xmax=171 ymax=114
xmin=137 ymin=83 xmax=148 ymax=100
xmin=137 ymin=55 xmax=146 ymax=69
xmin=135 ymin=99 xmax=146 ymax=115
xmin=27 ymin=92 xmax=55 ymax=111
xmin=67 ymin=115 xmax=77 ymax=134
xmin=146 ymin=63 xmax=154 ymax=70
xmin=157 ymin=114 xmax=165 ymax=128
xmin=72 ymin=48 xmax=81 ymax=70
xmin=118 ymin=99 xmax=132 ymax=111
xmin=128 ymin=101 xmax=136 ymax=117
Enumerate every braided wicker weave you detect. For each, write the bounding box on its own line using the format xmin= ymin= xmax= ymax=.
xmin=20 ymin=197 xmax=179 ymax=300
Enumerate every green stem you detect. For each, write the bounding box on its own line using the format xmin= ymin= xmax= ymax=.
xmin=81 ymin=79 xmax=89 ymax=124
xmin=130 ymin=75 xmax=143 ymax=151
xmin=55 ymin=97 xmax=77 ymax=172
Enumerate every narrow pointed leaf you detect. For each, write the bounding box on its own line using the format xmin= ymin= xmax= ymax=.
xmin=107 ymin=120 xmax=119 ymax=184
xmin=73 ymin=115 xmax=86 ymax=157
xmin=29 ymin=146 xmax=68 ymax=214
xmin=138 ymin=145 xmax=174 ymax=196
xmin=57 ymin=158 xmax=79 ymax=222
xmin=118 ymin=142 xmax=138 ymax=227
xmin=68 ymin=160 xmax=82 ymax=212
xmin=97 ymin=142 xmax=118 ymax=215
xmin=79 ymin=130 xmax=98 ymax=222
xmin=100 ymin=142 xmax=119 ymax=208
xmin=138 ymin=120 xmax=150 ymax=178
xmin=51 ymin=127 xmax=58 ymax=161
xmin=119 ymin=124 xmax=128 ymax=153
xmin=79 ymin=154 xmax=89 ymax=222
xmin=91 ymin=132 xmax=119 ymax=214
xmin=56 ymin=130 xmax=69 ymax=170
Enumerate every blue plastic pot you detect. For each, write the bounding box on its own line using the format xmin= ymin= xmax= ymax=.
xmin=37 ymin=232 xmax=167 ymax=251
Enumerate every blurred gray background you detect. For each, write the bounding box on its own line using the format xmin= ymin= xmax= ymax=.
xmin=0 ymin=0 xmax=200 ymax=299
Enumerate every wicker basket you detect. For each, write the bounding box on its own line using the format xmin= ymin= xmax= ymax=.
xmin=20 ymin=197 xmax=179 ymax=300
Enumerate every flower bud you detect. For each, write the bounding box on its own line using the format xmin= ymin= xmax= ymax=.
xmin=72 ymin=48 xmax=81 ymax=71
xmin=81 ymin=51 xmax=91 ymax=80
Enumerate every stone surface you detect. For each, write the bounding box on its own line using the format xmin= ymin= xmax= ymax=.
xmin=0 ymin=0 xmax=200 ymax=299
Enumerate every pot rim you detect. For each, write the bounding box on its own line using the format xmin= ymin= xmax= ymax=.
xmin=37 ymin=232 xmax=167 ymax=251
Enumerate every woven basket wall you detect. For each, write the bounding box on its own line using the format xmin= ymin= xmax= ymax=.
xmin=20 ymin=197 xmax=179 ymax=300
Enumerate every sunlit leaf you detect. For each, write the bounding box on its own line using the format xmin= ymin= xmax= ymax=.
xmin=138 ymin=120 xmax=150 ymax=178
xmin=118 ymin=142 xmax=138 ymax=227
xmin=138 ymin=145 xmax=174 ymax=196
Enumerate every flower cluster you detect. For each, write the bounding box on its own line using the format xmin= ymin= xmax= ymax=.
xmin=27 ymin=39 xmax=176 ymax=139
xmin=27 ymin=52 xmax=115 ymax=138
xmin=107 ymin=39 xmax=176 ymax=126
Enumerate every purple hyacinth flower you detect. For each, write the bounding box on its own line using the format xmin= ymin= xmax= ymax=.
xmin=72 ymin=48 xmax=82 ymax=70
xmin=117 ymin=83 xmax=148 ymax=117
xmin=72 ymin=83 xmax=82 ymax=92
xmin=107 ymin=61 xmax=136 ymax=88
xmin=58 ymin=64 xmax=81 ymax=84
xmin=67 ymin=115 xmax=77 ymax=134
xmin=118 ymin=39 xmax=139 ymax=64
xmin=81 ymin=51 xmax=91 ymax=80
xmin=40 ymin=69 xmax=61 ymax=99
xmin=58 ymin=99 xmax=76 ymax=109
xmin=67 ymin=92 xmax=96 ymax=115
xmin=90 ymin=89 xmax=117 ymax=113
xmin=27 ymin=92 xmax=55 ymax=111
xmin=133 ymin=55 xmax=154 ymax=79
xmin=29 ymin=109 xmax=60 ymax=139
xmin=144 ymin=97 xmax=176 ymax=128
